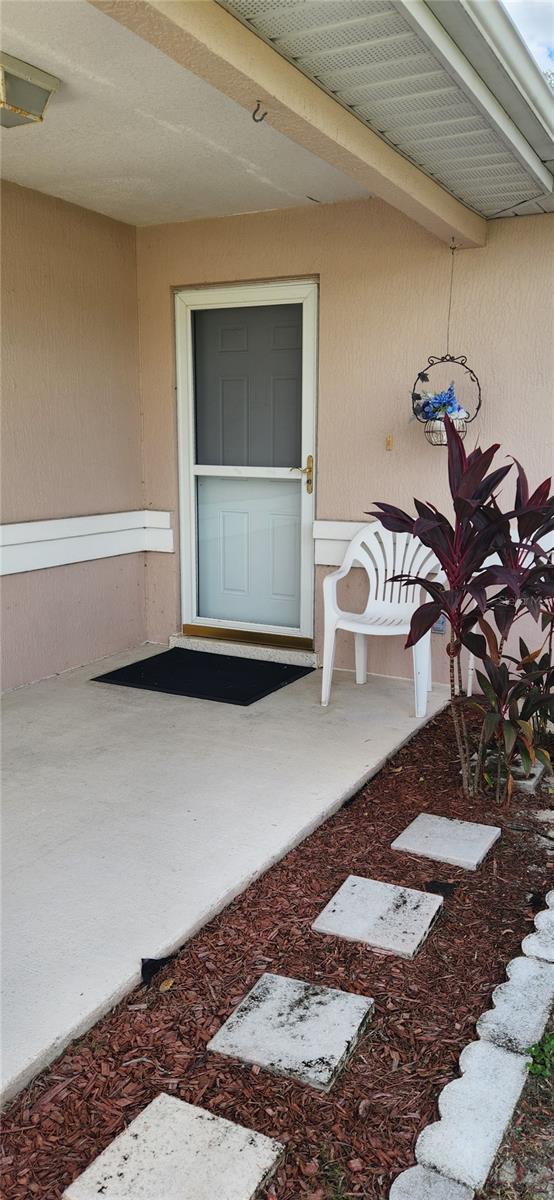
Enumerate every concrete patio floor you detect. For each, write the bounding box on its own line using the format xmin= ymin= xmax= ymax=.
xmin=1 ymin=645 xmax=447 ymax=1105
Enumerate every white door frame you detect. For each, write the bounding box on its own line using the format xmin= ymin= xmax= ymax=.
xmin=175 ymin=279 xmax=318 ymax=639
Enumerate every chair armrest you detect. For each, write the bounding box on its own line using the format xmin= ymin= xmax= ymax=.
xmin=323 ymin=565 xmax=350 ymax=616
xmin=323 ymin=565 xmax=349 ymax=592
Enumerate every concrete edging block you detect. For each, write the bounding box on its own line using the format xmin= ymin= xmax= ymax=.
xmin=389 ymin=1164 xmax=474 ymax=1199
xmin=415 ymin=1040 xmax=528 ymax=1190
xmin=522 ymin=889 xmax=554 ymax=963
xmin=476 ymin=954 xmax=554 ymax=1053
xmin=388 ymin=860 xmax=553 ymax=1200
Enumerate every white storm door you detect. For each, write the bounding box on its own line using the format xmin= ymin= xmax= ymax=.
xmin=175 ymin=281 xmax=317 ymax=638
xmin=197 ymin=475 xmax=303 ymax=628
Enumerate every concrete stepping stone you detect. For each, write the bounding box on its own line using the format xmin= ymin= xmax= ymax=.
xmin=391 ymin=813 xmax=500 ymax=870
xmin=415 ymin=1040 xmax=528 ymax=1191
xmin=477 ymin=954 xmax=554 ymax=1053
xmin=522 ymin=889 xmax=554 ymax=962
xmin=312 ymin=876 xmax=443 ymax=958
xmin=207 ymin=972 xmax=374 ymax=1091
xmin=63 ymin=1093 xmax=283 ymax=1200
xmin=389 ymin=1164 xmax=474 ymax=1199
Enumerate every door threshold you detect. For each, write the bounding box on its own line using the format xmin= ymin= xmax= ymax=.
xmin=182 ymin=625 xmax=313 ymax=650
xmin=170 ymin=634 xmax=317 ymax=668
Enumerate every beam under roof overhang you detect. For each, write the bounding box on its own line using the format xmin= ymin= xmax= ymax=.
xmin=89 ymin=0 xmax=487 ymax=247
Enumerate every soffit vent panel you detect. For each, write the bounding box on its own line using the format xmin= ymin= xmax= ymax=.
xmin=221 ymin=0 xmax=554 ymax=218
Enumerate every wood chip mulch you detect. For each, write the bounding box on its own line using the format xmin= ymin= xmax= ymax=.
xmin=2 ymin=705 xmax=552 ymax=1200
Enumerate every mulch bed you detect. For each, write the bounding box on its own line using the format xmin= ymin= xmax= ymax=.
xmin=2 ymin=704 xmax=552 ymax=1200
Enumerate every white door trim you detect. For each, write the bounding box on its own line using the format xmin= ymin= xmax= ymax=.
xmin=175 ymin=280 xmax=318 ymax=638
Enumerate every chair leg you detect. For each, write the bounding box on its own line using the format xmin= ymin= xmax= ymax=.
xmin=412 ymin=639 xmax=428 ymax=719
xmin=354 ymin=633 xmax=367 ymax=685
xmin=321 ymin=623 xmax=337 ymax=707
xmin=425 ymin=631 xmax=432 ymax=692
xmin=467 ymin=652 xmax=475 ymax=697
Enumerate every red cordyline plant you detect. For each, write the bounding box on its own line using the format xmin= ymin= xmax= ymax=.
xmin=371 ymin=417 xmax=554 ymax=799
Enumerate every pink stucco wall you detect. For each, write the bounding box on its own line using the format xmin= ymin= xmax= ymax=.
xmin=135 ymin=198 xmax=553 ymax=679
xmin=2 ymin=187 xmax=552 ymax=688
xmin=0 ymin=558 xmax=146 ymax=690
xmin=1 ymin=181 xmax=146 ymax=689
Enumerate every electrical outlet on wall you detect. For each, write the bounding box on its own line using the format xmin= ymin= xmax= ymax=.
xmin=433 ymin=614 xmax=446 ymax=634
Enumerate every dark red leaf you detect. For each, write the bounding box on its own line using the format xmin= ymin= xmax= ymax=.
xmin=528 ymin=477 xmax=551 ymax=507
xmin=456 ymin=443 xmax=500 ymax=500
xmin=461 ymin=630 xmax=487 ymax=659
xmin=369 ymin=504 xmax=415 ymax=534
xmin=514 ymin=459 xmax=529 ymax=509
xmin=494 ymin=603 xmax=516 ymax=638
xmin=405 ymin=602 xmax=441 ymax=647
xmin=444 ymin=414 xmax=467 ymax=496
xmin=467 ymin=583 xmax=487 ymax=613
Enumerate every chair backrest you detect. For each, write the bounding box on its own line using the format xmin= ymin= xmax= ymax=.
xmin=342 ymin=522 xmax=440 ymax=607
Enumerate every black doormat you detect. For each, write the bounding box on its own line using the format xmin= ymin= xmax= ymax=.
xmin=93 ymin=647 xmax=314 ymax=706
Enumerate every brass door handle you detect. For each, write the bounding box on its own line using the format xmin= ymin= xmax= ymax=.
xmin=290 ymin=454 xmax=313 ymax=494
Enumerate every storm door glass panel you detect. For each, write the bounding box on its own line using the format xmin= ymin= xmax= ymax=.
xmin=197 ymin=477 xmax=301 ymax=627
xmin=193 ymin=301 xmax=304 ymax=629
xmin=193 ymin=304 xmax=302 ymax=467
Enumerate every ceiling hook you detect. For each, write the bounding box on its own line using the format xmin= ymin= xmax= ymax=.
xmin=252 ymin=100 xmax=268 ymax=123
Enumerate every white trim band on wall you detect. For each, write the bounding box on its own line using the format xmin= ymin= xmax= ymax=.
xmin=313 ymin=519 xmax=367 ymax=566
xmin=0 ymin=511 xmax=174 ymax=576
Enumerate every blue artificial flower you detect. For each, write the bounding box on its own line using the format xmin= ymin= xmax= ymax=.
xmin=416 ymin=381 xmax=468 ymax=420
xmin=414 ymin=380 xmax=468 ymax=422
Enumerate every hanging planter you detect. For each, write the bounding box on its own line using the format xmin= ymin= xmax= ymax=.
xmin=411 ymin=243 xmax=482 ymax=446
xmin=412 ymin=356 xmax=481 ymax=445
xmin=425 ymin=415 xmax=468 ymax=445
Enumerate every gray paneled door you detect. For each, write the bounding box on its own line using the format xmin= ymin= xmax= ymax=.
xmin=194 ymin=304 xmax=302 ymax=469
xmin=175 ymin=283 xmax=317 ymax=638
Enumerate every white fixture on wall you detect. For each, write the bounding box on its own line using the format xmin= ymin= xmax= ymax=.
xmin=0 ymin=52 xmax=59 ymax=128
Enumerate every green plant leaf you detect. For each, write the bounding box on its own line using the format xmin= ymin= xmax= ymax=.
xmin=525 ymin=1032 xmax=554 ymax=1080
xmin=476 ymin=670 xmax=498 ymax=709
xmin=482 ymin=712 xmax=500 ymax=743
xmin=517 ymin=718 xmax=534 ymax=744
xmin=503 ymin=720 xmax=518 ymax=757
xmin=519 ymin=745 xmax=532 ymax=776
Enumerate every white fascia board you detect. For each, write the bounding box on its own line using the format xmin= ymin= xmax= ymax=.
xmin=460 ymin=0 xmax=553 ymax=155
xmin=395 ymin=0 xmax=553 ymax=194
xmin=427 ymin=0 xmax=554 ymax=158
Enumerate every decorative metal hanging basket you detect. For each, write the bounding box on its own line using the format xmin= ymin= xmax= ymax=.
xmin=411 ymin=354 xmax=481 ymax=446
xmin=424 ymin=415 xmax=468 ymax=445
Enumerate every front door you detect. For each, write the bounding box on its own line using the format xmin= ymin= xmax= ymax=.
xmin=175 ymin=281 xmax=317 ymax=643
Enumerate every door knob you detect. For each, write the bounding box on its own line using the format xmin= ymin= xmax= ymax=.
xmin=291 ymin=454 xmax=313 ymax=494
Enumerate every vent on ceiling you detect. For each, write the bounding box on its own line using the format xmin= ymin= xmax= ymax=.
xmin=221 ymin=0 xmax=552 ymax=218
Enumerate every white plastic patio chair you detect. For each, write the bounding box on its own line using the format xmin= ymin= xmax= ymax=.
xmin=321 ymin=523 xmax=441 ymax=717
